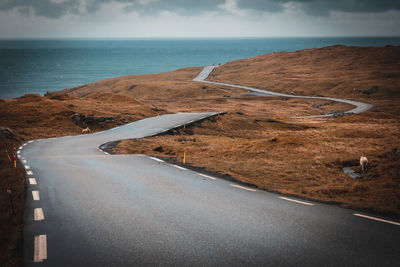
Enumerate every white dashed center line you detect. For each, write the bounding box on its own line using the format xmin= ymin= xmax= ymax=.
xmin=19 ymin=146 xmax=23 ymax=150
xmin=34 ymin=235 xmax=47 ymax=262
xmin=279 ymin=196 xmax=314 ymax=206
xmin=29 ymin=178 xmax=37 ymax=185
xmin=172 ymin=165 xmax=187 ymax=171
xmin=230 ymin=184 xmax=257 ymax=192
xmin=34 ymin=208 xmax=45 ymax=221
xmin=199 ymin=173 xmax=216 ymax=180
xmin=17 ymin=151 xmax=20 ymax=154
xmin=32 ymin=191 xmax=40 ymax=201
xmin=354 ymin=213 xmax=400 ymax=226
xmin=150 ymin=157 xmax=164 ymax=163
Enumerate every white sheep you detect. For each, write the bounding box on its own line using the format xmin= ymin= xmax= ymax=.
xmin=360 ymin=156 xmax=368 ymax=173
xmin=82 ymin=127 xmax=91 ymax=134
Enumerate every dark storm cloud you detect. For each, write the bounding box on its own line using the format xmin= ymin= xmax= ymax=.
xmin=0 ymin=0 xmax=81 ymax=18
xmin=0 ymin=0 xmax=399 ymax=19
xmin=238 ymin=0 xmax=400 ymax=15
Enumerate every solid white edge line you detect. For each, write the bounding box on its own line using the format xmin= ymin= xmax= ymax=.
xmin=150 ymin=157 xmax=164 ymax=163
xmin=32 ymin=191 xmax=40 ymax=201
xmin=199 ymin=173 xmax=216 ymax=180
xmin=279 ymin=196 xmax=314 ymax=206
xmin=34 ymin=208 xmax=45 ymax=221
xmin=354 ymin=213 xmax=400 ymax=226
xmin=230 ymin=184 xmax=257 ymax=192
xmin=19 ymin=146 xmax=23 ymax=150
xmin=104 ymin=151 xmax=110 ymax=155
xmin=29 ymin=178 xmax=37 ymax=185
xmin=28 ymin=140 xmax=33 ymax=143
xmin=27 ymin=170 xmax=33 ymax=175
xmin=34 ymin=234 xmax=47 ymax=262
xmin=172 ymin=164 xmax=187 ymax=171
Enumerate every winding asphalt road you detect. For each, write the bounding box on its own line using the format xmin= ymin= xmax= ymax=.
xmin=20 ymin=69 xmax=399 ymax=266
xmin=195 ymin=66 xmax=373 ymax=118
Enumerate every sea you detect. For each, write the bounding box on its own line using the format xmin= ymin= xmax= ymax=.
xmin=1 ymin=37 xmax=399 ymax=99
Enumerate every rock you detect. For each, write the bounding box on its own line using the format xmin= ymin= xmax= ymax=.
xmin=362 ymin=86 xmax=379 ymax=95
xmin=153 ymin=146 xmax=164 ymax=152
xmin=72 ymin=113 xmax=116 ymax=127
xmin=332 ymin=110 xmax=345 ymax=117
xmin=72 ymin=113 xmax=82 ymax=125
xmin=0 ymin=127 xmax=23 ymax=142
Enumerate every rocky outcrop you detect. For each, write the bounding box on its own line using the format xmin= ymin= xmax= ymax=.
xmin=0 ymin=127 xmax=23 ymax=142
xmin=72 ymin=113 xmax=116 ymax=128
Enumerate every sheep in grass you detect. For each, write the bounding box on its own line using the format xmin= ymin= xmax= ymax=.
xmin=82 ymin=127 xmax=91 ymax=134
xmin=360 ymin=156 xmax=368 ymax=173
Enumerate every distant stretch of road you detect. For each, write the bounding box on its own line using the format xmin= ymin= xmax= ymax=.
xmin=194 ymin=65 xmax=373 ymax=118
xmin=20 ymin=70 xmax=398 ymax=266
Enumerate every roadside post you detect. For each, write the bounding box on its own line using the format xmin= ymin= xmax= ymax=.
xmin=14 ymin=153 xmax=16 ymax=168
xmin=6 ymin=150 xmax=11 ymax=162
xmin=183 ymin=147 xmax=186 ymax=164
xmin=7 ymin=187 xmax=15 ymax=215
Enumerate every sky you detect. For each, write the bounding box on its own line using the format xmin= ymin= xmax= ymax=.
xmin=0 ymin=0 xmax=399 ymax=38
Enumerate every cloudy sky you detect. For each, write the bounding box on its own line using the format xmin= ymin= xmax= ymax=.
xmin=0 ymin=0 xmax=399 ymax=38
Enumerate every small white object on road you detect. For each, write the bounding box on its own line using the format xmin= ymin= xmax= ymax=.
xmin=22 ymin=159 xmax=27 ymax=163
xmin=27 ymin=170 xmax=33 ymax=175
xmin=230 ymin=184 xmax=257 ymax=192
xmin=32 ymin=191 xmax=40 ymax=201
xmin=279 ymin=197 xmax=314 ymax=206
xmin=34 ymin=208 xmax=45 ymax=221
xmin=354 ymin=213 xmax=400 ymax=226
xmin=34 ymin=235 xmax=47 ymax=262
xmin=29 ymin=178 xmax=37 ymax=185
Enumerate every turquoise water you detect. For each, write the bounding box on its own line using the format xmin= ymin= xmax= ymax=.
xmin=1 ymin=37 xmax=399 ymax=99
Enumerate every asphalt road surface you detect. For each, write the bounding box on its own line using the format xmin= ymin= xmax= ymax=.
xmin=20 ymin=74 xmax=399 ymax=266
xmin=195 ymin=65 xmax=373 ymax=118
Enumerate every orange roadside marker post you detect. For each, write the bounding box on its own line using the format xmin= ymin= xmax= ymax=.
xmin=13 ymin=154 xmax=16 ymax=168
xmin=6 ymin=150 xmax=11 ymax=162
xmin=183 ymin=147 xmax=186 ymax=164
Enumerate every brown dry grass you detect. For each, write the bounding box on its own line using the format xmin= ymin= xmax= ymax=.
xmin=209 ymin=45 xmax=400 ymax=101
xmin=0 ymin=132 xmax=25 ymax=266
